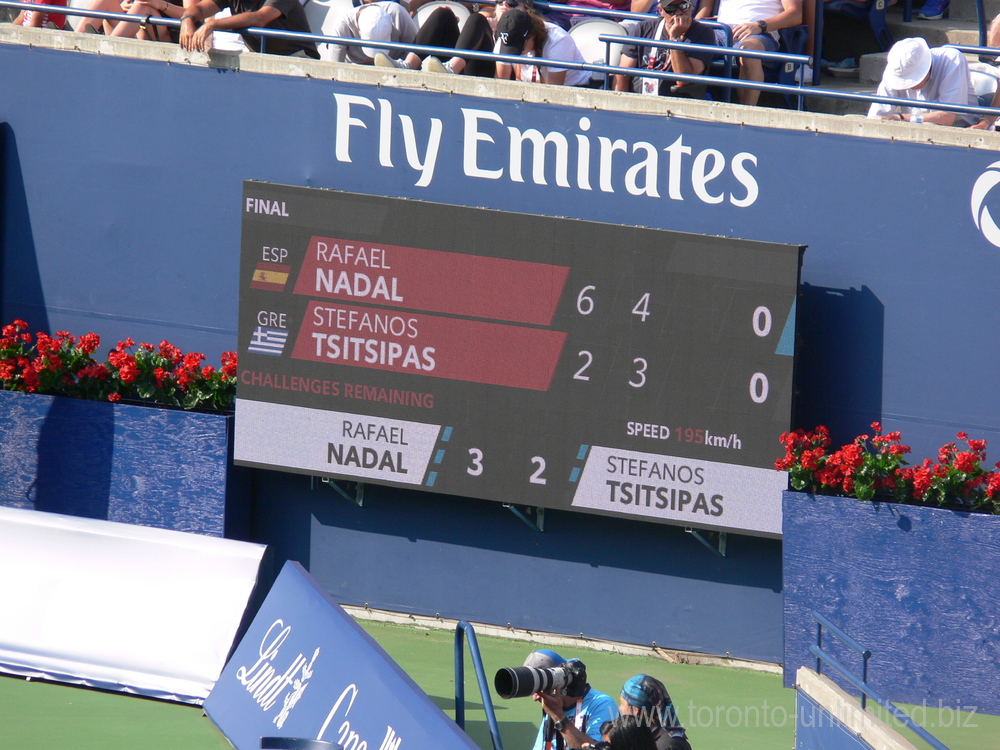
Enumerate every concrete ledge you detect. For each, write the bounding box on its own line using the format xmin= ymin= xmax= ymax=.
xmin=345 ymin=604 xmax=783 ymax=675
xmin=2 ymin=23 xmax=998 ymax=150
xmin=796 ymin=667 xmax=919 ymax=750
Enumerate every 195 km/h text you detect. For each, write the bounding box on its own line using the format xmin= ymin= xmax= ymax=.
xmin=627 ymin=422 xmax=743 ymax=450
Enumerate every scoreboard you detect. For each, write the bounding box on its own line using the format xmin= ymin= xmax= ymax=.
xmin=234 ymin=183 xmax=802 ymax=537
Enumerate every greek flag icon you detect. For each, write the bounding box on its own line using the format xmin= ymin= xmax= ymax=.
xmin=248 ymin=326 xmax=288 ymax=356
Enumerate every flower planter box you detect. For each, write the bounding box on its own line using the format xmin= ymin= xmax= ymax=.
xmin=783 ymin=490 xmax=1000 ymax=716
xmin=0 ymin=390 xmax=249 ymax=537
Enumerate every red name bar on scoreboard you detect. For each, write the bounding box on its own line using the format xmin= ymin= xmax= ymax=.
xmin=294 ymin=236 xmax=570 ymax=325
xmin=291 ymin=301 xmax=568 ymax=391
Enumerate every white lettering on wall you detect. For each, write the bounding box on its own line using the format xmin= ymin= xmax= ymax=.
xmin=331 ymin=95 xmax=760 ymax=206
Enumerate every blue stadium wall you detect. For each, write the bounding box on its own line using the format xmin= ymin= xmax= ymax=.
xmin=3 ymin=32 xmax=1000 ymax=662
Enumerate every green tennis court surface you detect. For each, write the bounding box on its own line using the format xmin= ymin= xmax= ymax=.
xmin=1 ymin=620 xmax=996 ymax=749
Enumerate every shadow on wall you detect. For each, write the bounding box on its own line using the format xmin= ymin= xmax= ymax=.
xmin=794 ymin=283 xmax=884 ymax=446
xmin=0 ymin=123 xmax=49 ymax=331
xmin=33 ymin=397 xmax=113 ymax=520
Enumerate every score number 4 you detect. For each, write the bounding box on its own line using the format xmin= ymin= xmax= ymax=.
xmin=575 ymin=287 xmax=775 ymax=403
xmin=575 ymin=287 xmax=647 ymax=387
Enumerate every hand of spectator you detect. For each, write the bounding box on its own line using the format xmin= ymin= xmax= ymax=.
xmin=730 ymin=21 xmax=758 ymax=41
xmin=971 ymin=117 xmax=996 ymax=129
xmin=180 ymin=15 xmax=198 ymax=49
xmin=191 ymin=17 xmax=214 ymax=50
xmin=666 ymin=13 xmax=691 ymax=40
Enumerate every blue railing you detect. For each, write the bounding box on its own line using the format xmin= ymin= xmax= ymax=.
xmin=5 ymin=0 xmax=1000 ymax=125
xmin=808 ymin=612 xmax=950 ymax=750
xmin=454 ymin=621 xmax=504 ymax=750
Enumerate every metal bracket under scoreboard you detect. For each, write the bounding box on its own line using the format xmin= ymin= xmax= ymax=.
xmin=315 ymin=477 xmax=365 ymax=507
xmin=504 ymin=504 xmax=545 ymax=532
xmin=685 ymin=528 xmax=727 ymax=558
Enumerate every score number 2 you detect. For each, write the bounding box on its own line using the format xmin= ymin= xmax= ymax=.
xmin=574 ymin=286 xmax=649 ymax=387
xmin=466 ymin=449 xmax=548 ymax=485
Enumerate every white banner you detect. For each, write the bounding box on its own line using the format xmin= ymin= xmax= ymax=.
xmin=0 ymin=506 xmax=266 ymax=704
xmin=571 ymin=446 xmax=785 ymax=536
xmin=235 ymin=399 xmax=441 ymax=484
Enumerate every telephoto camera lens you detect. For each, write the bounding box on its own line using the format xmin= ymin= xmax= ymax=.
xmin=494 ymin=666 xmax=570 ymax=699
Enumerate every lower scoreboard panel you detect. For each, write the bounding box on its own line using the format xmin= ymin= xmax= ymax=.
xmin=235 ymin=183 xmax=802 ymax=536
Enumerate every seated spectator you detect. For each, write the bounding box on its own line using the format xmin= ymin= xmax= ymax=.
xmin=409 ymin=0 xmax=520 ymax=75
xmin=325 ymin=0 xmax=416 ymax=64
xmin=13 ymin=0 xmax=67 ymax=29
xmin=76 ymin=0 xmax=182 ymax=40
xmin=618 ymin=674 xmax=692 ymax=750
xmin=696 ymin=0 xmax=802 ymax=106
xmin=375 ymin=4 xmax=495 ymax=75
xmin=493 ymin=8 xmax=591 ymax=85
xmin=178 ymin=0 xmax=319 ymax=55
xmin=614 ymin=0 xmax=715 ymax=97
xmin=867 ymin=37 xmax=978 ymax=126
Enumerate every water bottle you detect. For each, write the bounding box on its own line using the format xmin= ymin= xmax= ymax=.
xmin=911 ymin=108 xmax=924 ymax=124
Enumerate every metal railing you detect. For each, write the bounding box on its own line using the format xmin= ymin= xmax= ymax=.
xmin=454 ymin=621 xmax=504 ymax=750
xmin=4 ymin=0 xmax=1000 ymax=125
xmin=808 ymin=612 xmax=950 ymax=750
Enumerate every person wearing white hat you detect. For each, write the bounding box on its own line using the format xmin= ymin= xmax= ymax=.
xmin=868 ymin=37 xmax=978 ymax=126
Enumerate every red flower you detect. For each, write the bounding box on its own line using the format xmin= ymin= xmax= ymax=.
xmin=955 ymin=452 xmax=978 ymax=474
xmin=108 ymin=392 xmax=122 ymax=402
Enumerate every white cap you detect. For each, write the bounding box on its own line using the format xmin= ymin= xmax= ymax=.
xmin=358 ymin=3 xmax=392 ymax=60
xmin=884 ymin=37 xmax=933 ymax=90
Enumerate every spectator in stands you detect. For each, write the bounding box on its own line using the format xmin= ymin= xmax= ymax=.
xmin=178 ymin=0 xmax=319 ymax=55
xmin=375 ymin=5 xmax=495 ymax=75
xmin=868 ymin=37 xmax=978 ymax=126
xmin=325 ymin=0 xmax=416 ymax=64
xmin=614 ymin=0 xmax=715 ymax=97
xmin=76 ymin=0 xmax=183 ymax=40
xmin=525 ymin=649 xmax=619 ymax=750
xmin=618 ymin=674 xmax=692 ymax=750
xmin=493 ymin=8 xmax=591 ymax=85
xmin=403 ymin=0 xmax=520 ymax=76
xmin=696 ymin=0 xmax=802 ymax=106
xmin=12 ymin=0 xmax=66 ymax=29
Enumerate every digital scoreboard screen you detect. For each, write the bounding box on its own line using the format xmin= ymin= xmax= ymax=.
xmin=235 ymin=183 xmax=802 ymax=537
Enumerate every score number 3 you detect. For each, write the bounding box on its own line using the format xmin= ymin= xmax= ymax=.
xmin=574 ymin=286 xmax=649 ymax=387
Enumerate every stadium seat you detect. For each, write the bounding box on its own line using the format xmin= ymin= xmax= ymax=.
xmin=66 ymin=0 xmax=93 ymax=32
xmin=567 ymin=16 xmax=625 ymax=86
xmin=763 ymin=24 xmax=809 ymax=107
xmin=413 ymin=0 xmax=471 ymax=27
xmin=302 ymin=0 xmax=354 ymax=57
xmin=260 ymin=739 xmax=344 ymax=749
xmin=971 ymin=67 xmax=999 ymax=106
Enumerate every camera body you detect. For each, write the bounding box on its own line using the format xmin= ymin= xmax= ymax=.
xmin=494 ymin=658 xmax=588 ymax=699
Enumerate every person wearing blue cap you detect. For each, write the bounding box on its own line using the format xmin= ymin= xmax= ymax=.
xmin=524 ymin=649 xmax=619 ymax=750
xmin=618 ymin=675 xmax=691 ymax=750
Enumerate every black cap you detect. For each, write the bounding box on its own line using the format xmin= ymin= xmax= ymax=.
xmin=497 ymin=9 xmax=534 ymax=55
xmin=658 ymin=0 xmax=692 ymax=10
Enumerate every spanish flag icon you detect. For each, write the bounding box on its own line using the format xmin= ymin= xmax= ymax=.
xmin=250 ymin=262 xmax=291 ymax=292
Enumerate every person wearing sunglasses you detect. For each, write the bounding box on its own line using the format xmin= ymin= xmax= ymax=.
xmin=696 ymin=0 xmax=801 ymax=105
xmin=493 ymin=7 xmax=591 ymax=86
xmin=614 ymin=0 xmax=715 ymax=97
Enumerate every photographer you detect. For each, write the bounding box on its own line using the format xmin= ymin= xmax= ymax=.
xmin=519 ymin=650 xmax=619 ymax=750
